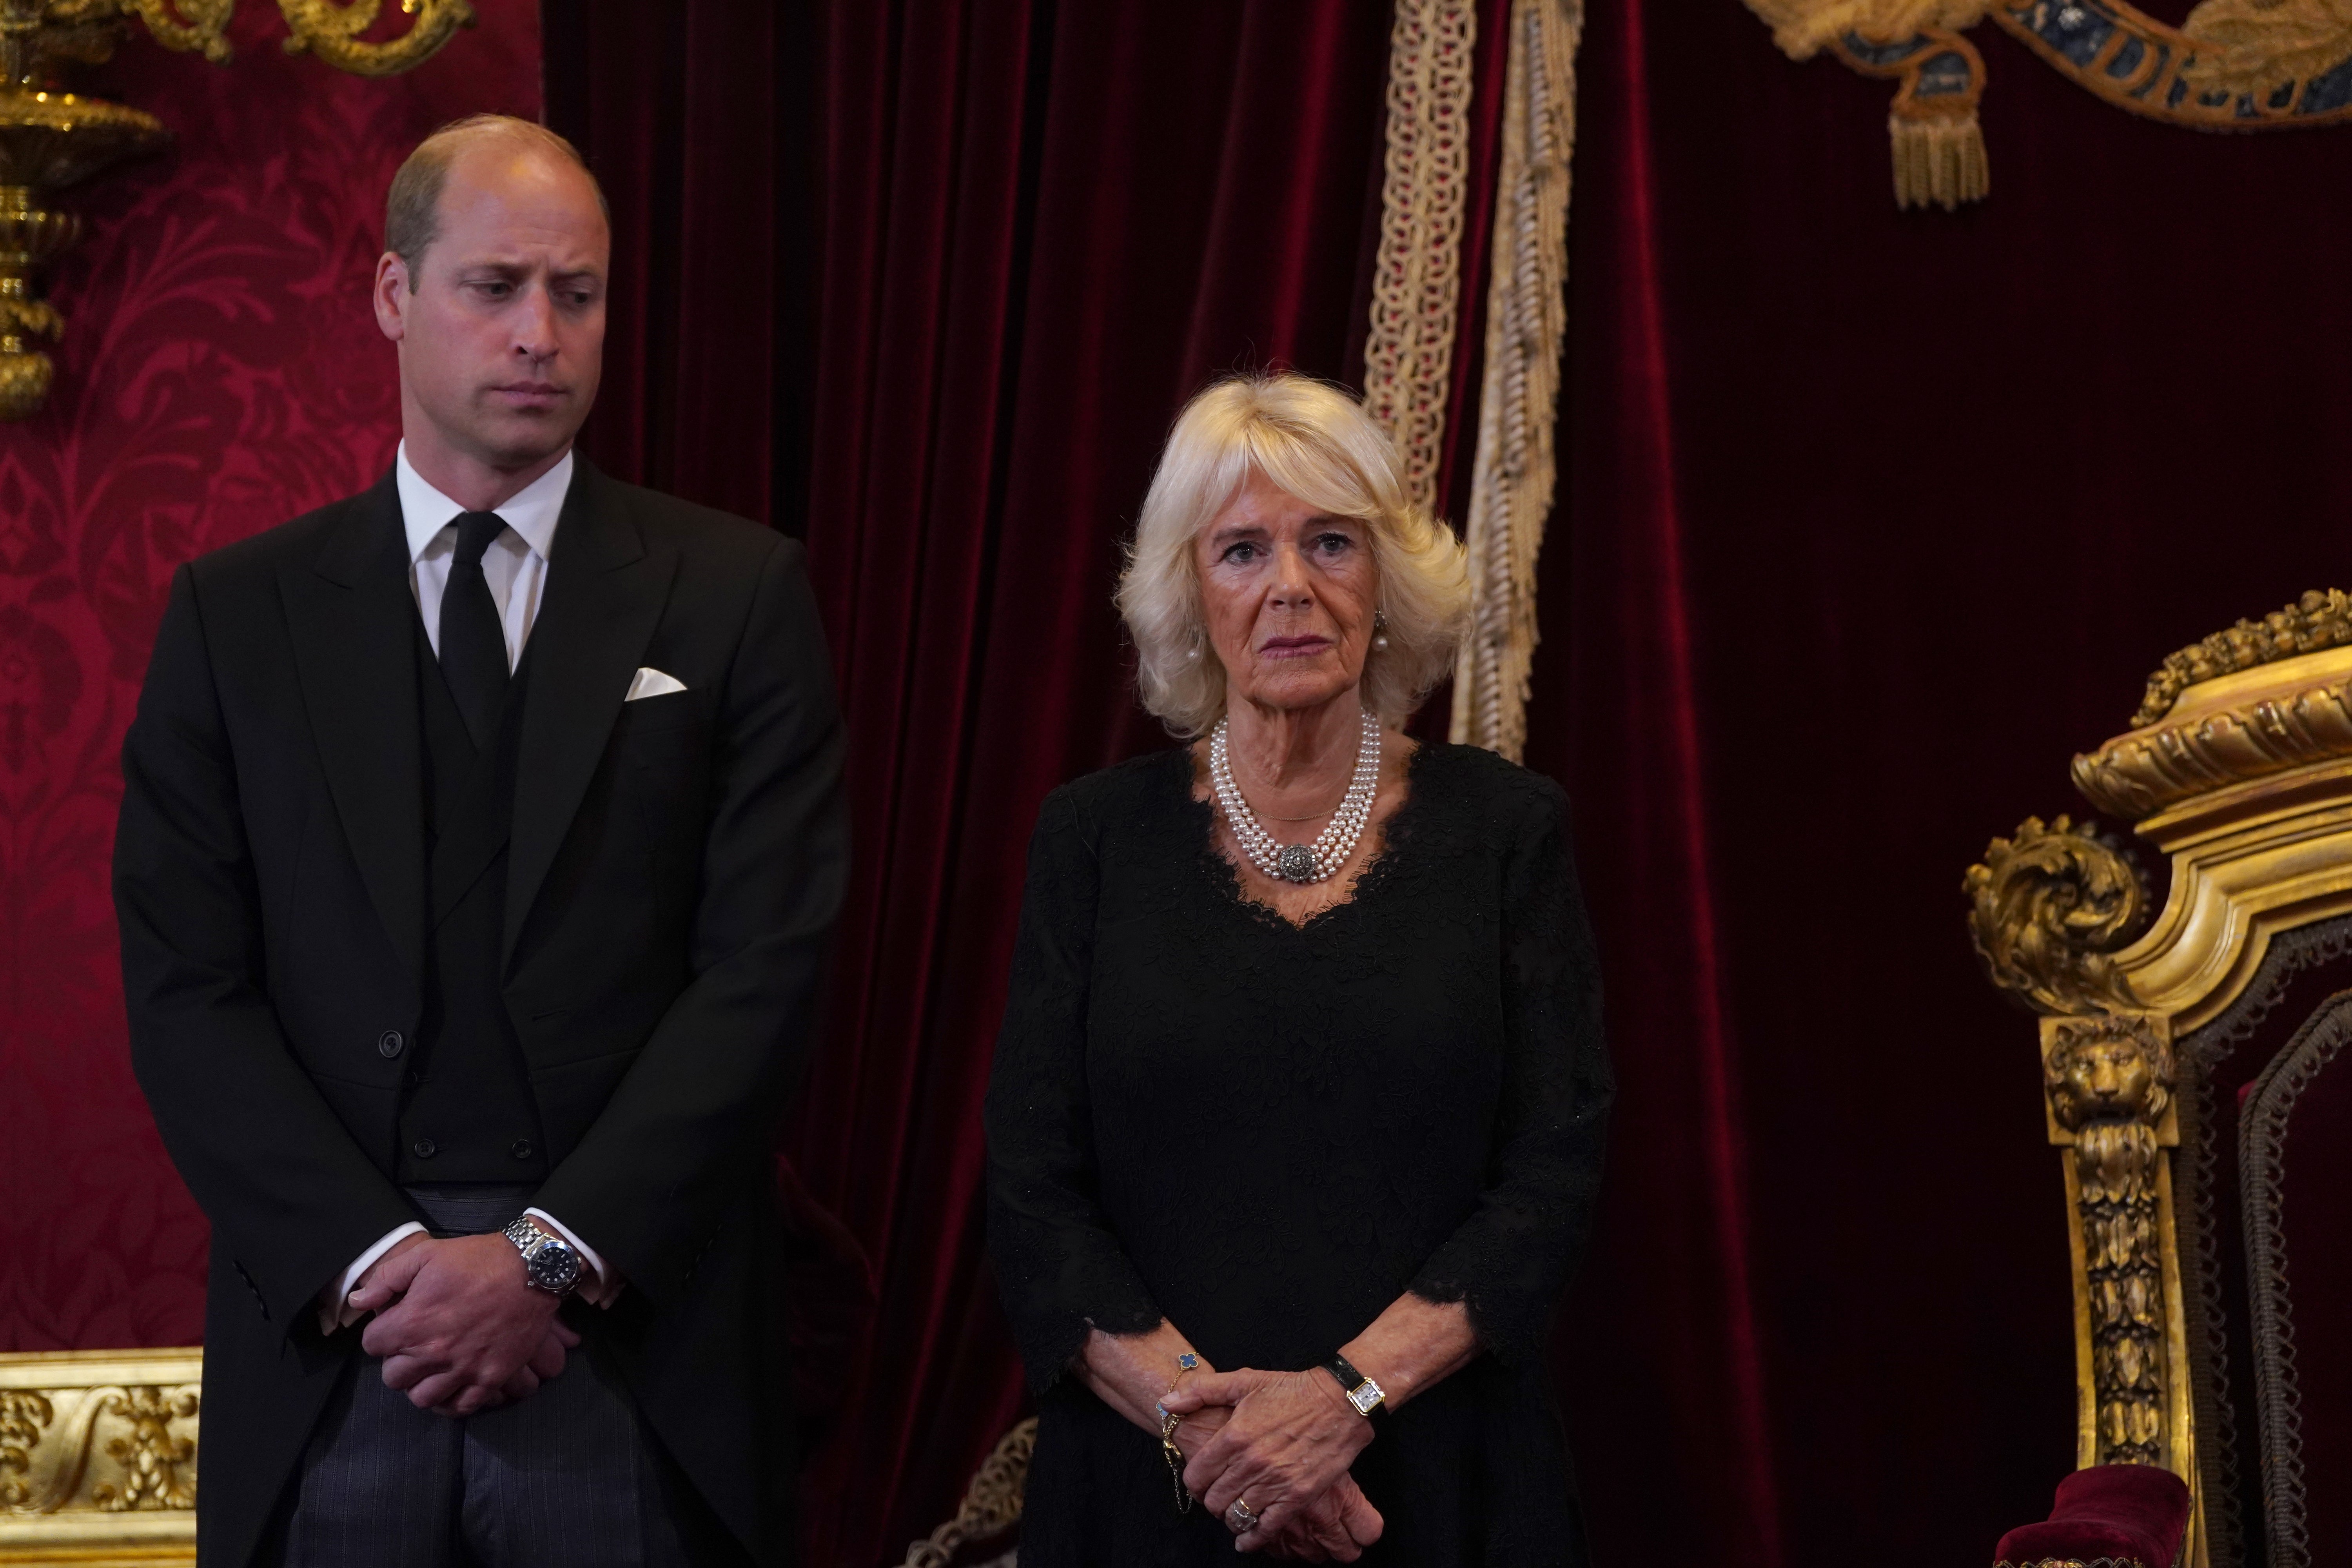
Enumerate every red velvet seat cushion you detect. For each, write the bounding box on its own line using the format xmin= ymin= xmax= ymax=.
xmin=1994 ymin=1465 xmax=2191 ymax=1568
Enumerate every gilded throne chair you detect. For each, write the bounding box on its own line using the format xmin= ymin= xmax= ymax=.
xmin=1967 ymin=592 xmax=2352 ymax=1568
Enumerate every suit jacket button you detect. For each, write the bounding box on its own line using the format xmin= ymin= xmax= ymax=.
xmin=377 ymin=1031 xmax=405 ymax=1059
xmin=411 ymin=1138 xmax=437 ymax=1159
xmin=509 ymin=1139 xmax=535 ymax=1160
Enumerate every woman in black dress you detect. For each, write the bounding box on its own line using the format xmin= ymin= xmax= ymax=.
xmin=985 ymin=373 xmax=1612 ymax=1565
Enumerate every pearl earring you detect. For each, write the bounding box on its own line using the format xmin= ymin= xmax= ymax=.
xmin=1372 ymin=609 xmax=1389 ymax=651
xmin=1185 ymin=646 xmax=1201 ymax=661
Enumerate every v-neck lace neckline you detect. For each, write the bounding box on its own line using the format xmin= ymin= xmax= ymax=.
xmin=1179 ymin=740 xmax=1435 ymax=932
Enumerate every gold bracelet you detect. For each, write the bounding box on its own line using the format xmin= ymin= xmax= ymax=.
xmin=1156 ymin=1351 xmax=1201 ymax=1513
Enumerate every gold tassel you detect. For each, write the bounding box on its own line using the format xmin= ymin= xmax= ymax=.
xmin=1816 ymin=28 xmax=1991 ymax=212
xmin=1888 ymin=110 xmax=1988 ymax=211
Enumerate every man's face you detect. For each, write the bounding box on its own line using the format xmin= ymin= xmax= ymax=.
xmin=374 ymin=143 xmax=609 ymax=472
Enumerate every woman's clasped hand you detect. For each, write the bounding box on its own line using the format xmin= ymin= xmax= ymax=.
xmin=1162 ymin=1366 xmax=1384 ymax=1560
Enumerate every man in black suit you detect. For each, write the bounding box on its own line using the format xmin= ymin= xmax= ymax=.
xmin=113 ymin=114 xmax=846 ymax=1567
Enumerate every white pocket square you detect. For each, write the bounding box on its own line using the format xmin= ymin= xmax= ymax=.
xmin=625 ymin=667 xmax=687 ymax=701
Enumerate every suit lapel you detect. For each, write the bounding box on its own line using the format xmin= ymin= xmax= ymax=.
xmin=281 ymin=474 xmax=427 ymax=982
xmin=505 ymin=460 xmax=673 ymax=962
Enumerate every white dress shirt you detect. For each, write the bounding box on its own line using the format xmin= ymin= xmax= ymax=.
xmin=321 ymin=444 xmax=613 ymax=1332
xmin=399 ymin=441 xmax=568 ymax=667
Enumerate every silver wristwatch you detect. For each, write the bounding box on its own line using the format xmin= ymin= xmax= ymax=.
xmin=503 ymin=1216 xmax=584 ymax=1297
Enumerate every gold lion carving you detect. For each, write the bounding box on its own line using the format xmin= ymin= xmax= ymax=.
xmin=2048 ymin=1012 xmax=2174 ymax=1130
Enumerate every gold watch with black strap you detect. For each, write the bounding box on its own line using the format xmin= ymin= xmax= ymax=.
xmin=1322 ymin=1351 xmax=1387 ymax=1425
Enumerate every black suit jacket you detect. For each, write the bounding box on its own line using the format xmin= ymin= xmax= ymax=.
xmin=113 ymin=461 xmax=848 ymax=1567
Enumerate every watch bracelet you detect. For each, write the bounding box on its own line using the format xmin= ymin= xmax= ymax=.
xmin=503 ymin=1215 xmax=580 ymax=1295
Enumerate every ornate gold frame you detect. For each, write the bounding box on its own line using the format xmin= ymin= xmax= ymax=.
xmin=0 ymin=1348 xmax=202 ymax=1565
xmin=1967 ymin=596 xmax=2352 ymax=1568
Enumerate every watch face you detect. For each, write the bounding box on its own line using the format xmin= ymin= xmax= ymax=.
xmin=527 ymin=1240 xmax=581 ymax=1293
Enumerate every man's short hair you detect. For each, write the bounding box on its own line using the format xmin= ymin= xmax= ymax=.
xmin=384 ymin=114 xmax=607 ymax=286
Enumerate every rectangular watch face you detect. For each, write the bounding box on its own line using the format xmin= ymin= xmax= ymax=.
xmin=1348 ymin=1382 xmax=1383 ymax=1415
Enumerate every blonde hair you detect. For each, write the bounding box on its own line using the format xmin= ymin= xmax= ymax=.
xmin=1118 ymin=373 xmax=1470 ymax=738
xmin=385 ymin=114 xmax=605 ymax=284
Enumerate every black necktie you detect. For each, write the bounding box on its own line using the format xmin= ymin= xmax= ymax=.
xmin=438 ymin=511 xmax=510 ymax=752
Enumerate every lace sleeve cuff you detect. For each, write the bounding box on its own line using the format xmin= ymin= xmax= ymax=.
xmin=1406 ymin=1261 xmax=1551 ymax=1369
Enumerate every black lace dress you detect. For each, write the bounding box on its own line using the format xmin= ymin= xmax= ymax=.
xmin=985 ymin=742 xmax=1613 ymax=1567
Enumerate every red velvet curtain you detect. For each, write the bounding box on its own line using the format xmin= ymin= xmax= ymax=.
xmin=543 ymin=2 xmax=1474 ymax=1558
xmin=1532 ymin=0 xmax=2352 ymax=1563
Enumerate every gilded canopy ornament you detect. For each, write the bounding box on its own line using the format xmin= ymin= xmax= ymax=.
xmin=1739 ymin=0 xmax=2352 ymax=209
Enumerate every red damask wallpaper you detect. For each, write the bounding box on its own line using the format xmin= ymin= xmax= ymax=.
xmin=0 ymin=5 xmax=540 ymax=1350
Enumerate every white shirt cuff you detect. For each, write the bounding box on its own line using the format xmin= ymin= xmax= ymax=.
xmin=318 ymin=1222 xmax=427 ymax=1335
xmin=524 ymin=1208 xmax=619 ymax=1306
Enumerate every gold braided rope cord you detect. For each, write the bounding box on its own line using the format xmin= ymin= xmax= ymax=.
xmin=896 ymin=1417 xmax=1036 ymax=1568
xmin=1449 ymin=0 xmax=1580 ymax=761
xmin=1363 ymin=0 xmax=1476 ymax=517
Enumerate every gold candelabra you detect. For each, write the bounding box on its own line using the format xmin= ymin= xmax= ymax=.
xmin=0 ymin=0 xmax=472 ymax=421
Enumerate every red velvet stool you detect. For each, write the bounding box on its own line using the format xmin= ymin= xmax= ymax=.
xmin=1994 ymin=1465 xmax=2191 ymax=1568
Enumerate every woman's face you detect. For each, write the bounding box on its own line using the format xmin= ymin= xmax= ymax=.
xmin=1195 ymin=469 xmax=1378 ymax=717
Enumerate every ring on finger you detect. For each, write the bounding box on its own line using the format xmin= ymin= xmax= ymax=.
xmin=1227 ymin=1498 xmax=1259 ymax=1533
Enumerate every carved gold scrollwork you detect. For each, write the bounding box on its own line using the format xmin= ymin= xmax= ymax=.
xmin=0 ymin=1390 xmax=54 ymax=1509
xmin=0 ymin=1352 xmax=203 ymax=1561
xmin=1965 ymin=816 xmax=2151 ymax=1016
xmin=2073 ymin=599 xmax=2352 ymax=822
xmin=274 ymin=0 xmax=474 ymax=79
xmin=0 ymin=1380 xmax=199 ymax=1517
xmin=2076 ymin=674 xmax=2352 ymax=822
xmin=2047 ymin=1015 xmax=2178 ymax=1467
xmin=114 ymin=0 xmax=474 ymax=74
xmin=92 ymin=1385 xmax=198 ymax=1512
xmin=123 ymin=0 xmax=238 ymax=64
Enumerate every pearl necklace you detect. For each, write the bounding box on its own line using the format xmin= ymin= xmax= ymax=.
xmin=1209 ymin=708 xmax=1382 ymax=884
